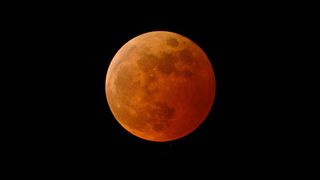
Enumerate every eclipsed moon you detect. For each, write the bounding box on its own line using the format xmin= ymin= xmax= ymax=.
xmin=105 ymin=31 xmax=216 ymax=142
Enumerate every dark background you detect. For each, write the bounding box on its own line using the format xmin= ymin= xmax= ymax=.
xmin=66 ymin=8 xmax=254 ymax=156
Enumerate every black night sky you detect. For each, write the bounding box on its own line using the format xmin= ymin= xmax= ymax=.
xmin=66 ymin=8 xmax=255 ymax=156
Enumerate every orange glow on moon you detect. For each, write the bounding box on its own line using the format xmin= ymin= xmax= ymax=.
xmin=105 ymin=31 xmax=216 ymax=142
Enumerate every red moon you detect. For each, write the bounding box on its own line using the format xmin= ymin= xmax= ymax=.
xmin=105 ymin=31 xmax=216 ymax=142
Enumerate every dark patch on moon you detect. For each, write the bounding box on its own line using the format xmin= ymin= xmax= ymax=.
xmin=173 ymin=67 xmax=194 ymax=78
xmin=153 ymin=123 xmax=165 ymax=131
xmin=156 ymin=102 xmax=175 ymax=120
xmin=143 ymin=72 xmax=159 ymax=98
xmin=157 ymin=53 xmax=177 ymax=74
xmin=178 ymin=49 xmax=194 ymax=64
xmin=166 ymin=38 xmax=179 ymax=47
xmin=137 ymin=53 xmax=158 ymax=72
xmin=150 ymin=101 xmax=175 ymax=129
xmin=137 ymin=52 xmax=178 ymax=75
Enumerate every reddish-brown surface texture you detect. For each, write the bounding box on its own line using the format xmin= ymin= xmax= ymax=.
xmin=106 ymin=31 xmax=216 ymax=142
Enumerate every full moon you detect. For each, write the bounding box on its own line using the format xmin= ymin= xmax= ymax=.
xmin=106 ymin=31 xmax=216 ymax=142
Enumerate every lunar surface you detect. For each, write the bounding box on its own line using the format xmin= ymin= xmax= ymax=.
xmin=105 ymin=31 xmax=216 ymax=142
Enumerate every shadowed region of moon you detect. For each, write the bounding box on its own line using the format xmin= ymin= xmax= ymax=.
xmin=166 ymin=37 xmax=179 ymax=47
xmin=106 ymin=31 xmax=216 ymax=142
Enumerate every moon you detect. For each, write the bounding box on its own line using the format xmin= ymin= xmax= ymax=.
xmin=105 ymin=31 xmax=216 ymax=142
